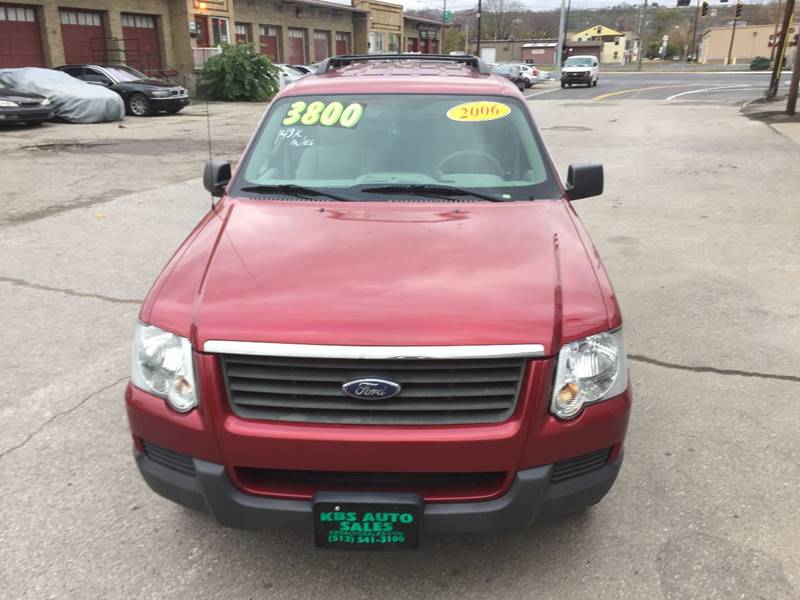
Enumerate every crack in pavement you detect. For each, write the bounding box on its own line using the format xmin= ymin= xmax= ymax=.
xmin=0 ymin=376 xmax=129 ymax=460
xmin=629 ymin=354 xmax=800 ymax=383
xmin=0 ymin=276 xmax=142 ymax=305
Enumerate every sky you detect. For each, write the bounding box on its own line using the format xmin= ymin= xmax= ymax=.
xmin=326 ymin=0 xmax=627 ymax=13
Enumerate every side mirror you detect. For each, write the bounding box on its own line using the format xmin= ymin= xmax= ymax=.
xmin=204 ymin=159 xmax=231 ymax=197
xmin=565 ymin=163 xmax=603 ymax=200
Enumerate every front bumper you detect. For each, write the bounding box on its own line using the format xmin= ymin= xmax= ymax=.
xmin=561 ymin=72 xmax=592 ymax=82
xmin=0 ymin=106 xmax=53 ymax=122
xmin=150 ymin=96 xmax=190 ymax=110
xmin=135 ymin=449 xmax=623 ymax=533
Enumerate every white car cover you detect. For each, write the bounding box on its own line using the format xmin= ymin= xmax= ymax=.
xmin=0 ymin=67 xmax=125 ymax=123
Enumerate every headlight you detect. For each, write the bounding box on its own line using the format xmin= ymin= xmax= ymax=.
xmin=0 ymin=100 xmax=18 ymax=107
xmin=131 ymin=323 xmax=197 ymax=412
xmin=41 ymin=98 xmax=51 ymax=106
xmin=551 ymin=329 xmax=627 ymax=420
xmin=150 ymin=90 xmax=170 ymax=98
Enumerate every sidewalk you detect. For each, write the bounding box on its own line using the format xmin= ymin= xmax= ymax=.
xmin=741 ymin=95 xmax=800 ymax=146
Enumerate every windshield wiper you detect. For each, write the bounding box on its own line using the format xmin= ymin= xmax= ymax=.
xmin=360 ymin=184 xmax=511 ymax=203
xmin=239 ymin=184 xmax=353 ymax=202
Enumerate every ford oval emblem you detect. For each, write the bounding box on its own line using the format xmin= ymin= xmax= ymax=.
xmin=342 ymin=378 xmax=402 ymax=400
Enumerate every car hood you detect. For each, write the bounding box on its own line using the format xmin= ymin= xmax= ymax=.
xmin=0 ymin=87 xmax=45 ymax=101
xmin=117 ymin=79 xmax=177 ymax=89
xmin=143 ymin=199 xmax=617 ymax=354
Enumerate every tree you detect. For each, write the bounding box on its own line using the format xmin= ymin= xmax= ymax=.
xmin=201 ymin=43 xmax=279 ymax=102
xmin=482 ymin=0 xmax=525 ymax=40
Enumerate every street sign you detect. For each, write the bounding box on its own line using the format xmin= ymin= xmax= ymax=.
xmin=442 ymin=10 xmax=453 ymax=23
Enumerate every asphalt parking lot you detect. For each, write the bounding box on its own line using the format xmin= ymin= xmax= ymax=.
xmin=1 ymin=89 xmax=799 ymax=599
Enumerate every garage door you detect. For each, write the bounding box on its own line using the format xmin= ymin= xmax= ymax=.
xmin=0 ymin=4 xmax=45 ymax=67
xmin=259 ymin=25 xmax=279 ymax=62
xmin=287 ymin=28 xmax=306 ymax=65
xmin=313 ymin=30 xmax=329 ymax=62
xmin=60 ymin=9 xmax=106 ymax=64
xmin=121 ymin=13 xmax=161 ymax=70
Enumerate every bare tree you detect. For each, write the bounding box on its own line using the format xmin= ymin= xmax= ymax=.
xmin=482 ymin=0 xmax=526 ymax=40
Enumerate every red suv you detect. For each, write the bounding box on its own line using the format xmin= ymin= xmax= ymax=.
xmin=127 ymin=55 xmax=631 ymax=550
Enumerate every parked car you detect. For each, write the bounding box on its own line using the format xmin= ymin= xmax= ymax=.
xmin=275 ymin=64 xmax=305 ymax=88
xmin=56 ymin=64 xmax=190 ymax=117
xmin=291 ymin=64 xmax=319 ymax=75
xmin=509 ymin=63 xmax=539 ymax=87
xmin=0 ymin=67 xmax=124 ymax=124
xmin=561 ymin=55 xmax=599 ymax=88
xmin=0 ymin=78 xmax=53 ymax=125
xmin=493 ymin=64 xmax=526 ymax=91
xmin=127 ymin=54 xmax=630 ymax=550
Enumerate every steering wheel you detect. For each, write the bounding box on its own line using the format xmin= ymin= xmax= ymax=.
xmin=434 ymin=150 xmax=505 ymax=179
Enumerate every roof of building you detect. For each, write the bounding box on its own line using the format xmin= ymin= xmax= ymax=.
xmin=522 ymin=41 xmax=558 ymax=48
xmin=287 ymin=0 xmax=368 ymax=12
xmin=276 ymin=57 xmax=520 ymax=97
xmin=573 ymin=25 xmax=624 ymax=38
xmin=404 ymin=14 xmax=446 ymax=26
xmin=701 ymin=23 xmax=778 ymax=36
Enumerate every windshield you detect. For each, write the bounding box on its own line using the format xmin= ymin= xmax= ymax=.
xmin=233 ymin=94 xmax=560 ymax=201
xmin=565 ymin=57 xmax=593 ymax=67
xmin=103 ymin=66 xmax=149 ymax=82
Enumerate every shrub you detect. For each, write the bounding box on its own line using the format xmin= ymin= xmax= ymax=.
xmin=750 ymin=56 xmax=770 ymax=71
xmin=202 ymin=44 xmax=279 ymax=101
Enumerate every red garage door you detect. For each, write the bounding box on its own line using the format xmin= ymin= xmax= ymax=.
xmin=335 ymin=32 xmax=349 ymax=55
xmin=0 ymin=4 xmax=45 ymax=67
xmin=313 ymin=30 xmax=329 ymax=62
xmin=287 ymin=28 xmax=306 ymax=65
xmin=121 ymin=13 xmax=161 ymax=70
xmin=259 ymin=25 xmax=278 ymax=61
xmin=60 ymin=9 xmax=106 ymax=64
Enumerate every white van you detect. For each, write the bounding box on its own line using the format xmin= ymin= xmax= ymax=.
xmin=560 ymin=55 xmax=599 ymax=88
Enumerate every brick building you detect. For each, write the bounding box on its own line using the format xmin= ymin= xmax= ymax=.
xmin=0 ymin=0 xmax=444 ymax=86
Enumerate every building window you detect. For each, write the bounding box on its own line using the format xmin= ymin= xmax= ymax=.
xmin=211 ymin=17 xmax=229 ymax=45
xmin=122 ymin=14 xmax=155 ymax=28
xmin=376 ymin=32 xmax=383 ymax=52
xmin=613 ymin=51 xmax=618 ymax=59
xmin=388 ymin=33 xmax=399 ymax=52
xmin=1 ymin=6 xmax=35 ymax=21
xmin=59 ymin=10 xmax=101 ymax=26
xmin=235 ymin=22 xmax=252 ymax=44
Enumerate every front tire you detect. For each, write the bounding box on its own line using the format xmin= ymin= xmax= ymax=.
xmin=561 ymin=81 xmax=566 ymax=88
xmin=128 ymin=93 xmax=151 ymax=117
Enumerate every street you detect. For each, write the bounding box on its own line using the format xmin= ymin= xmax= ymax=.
xmin=1 ymin=73 xmax=799 ymax=599
xmin=526 ymin=71 xmax=792 ymax=102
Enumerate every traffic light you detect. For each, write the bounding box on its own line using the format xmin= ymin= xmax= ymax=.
xmin=701 ymin=1 xmax=709 ymax=16
xmin=735 ymin=1 xmax=743 ymax=17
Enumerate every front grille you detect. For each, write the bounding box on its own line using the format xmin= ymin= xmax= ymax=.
xmin=235 ymin=467 xmax=507 ymax=501
xmin=551 ymin=447 xmax=612 ymax=483
xmin=221 ymin=355 xmax=527 ymax=424
xmin=142 ymin=441 xmax=196 ymax=476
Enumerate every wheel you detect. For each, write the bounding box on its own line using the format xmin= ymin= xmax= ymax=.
xmin=127 ymin=93 xmax=151 ymax=117
xmin=561 ymin=82 xmax=566 ymax=88
xmin=592 ymin=79 xmax=598 ymax=87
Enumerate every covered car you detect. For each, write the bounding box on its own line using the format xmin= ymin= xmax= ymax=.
xmin=0 ymin=67 xmax=124 ymax=124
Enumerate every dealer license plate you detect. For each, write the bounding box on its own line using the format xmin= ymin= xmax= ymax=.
xmin=313 ymin=492 xmax=422 ymax=550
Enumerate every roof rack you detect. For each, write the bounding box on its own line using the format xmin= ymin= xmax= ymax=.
xmin=316 ymin=54 xmax=492 ymax=75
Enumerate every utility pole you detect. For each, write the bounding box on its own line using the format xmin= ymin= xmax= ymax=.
xmin=476 ymin=0 xmax=482 ymax=56
xmin=689 ymin=0 xmax=701 ymax=61
xmin=787 ymin=38 xmax=800 ymax=114
xmin=465 ymin=23 xmax=470 ymax=55
xmin=726 ymin=11 xmax=739 ymax=66
xmin=768 ymin=0 xmax=795 ymax=98
xmin=556 ymin=0 xmax=567 ymax=71
xmin=637 ymin=0 xmax=649 ymax=71
xmin=771 ymin=0 xmax=784 ymax=63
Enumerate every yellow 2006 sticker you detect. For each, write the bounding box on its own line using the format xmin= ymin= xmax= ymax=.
xmin=282 ymin=100 xmax=365 ymax=128
xmin=446 ymin=101 xmax=511 ymax=122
